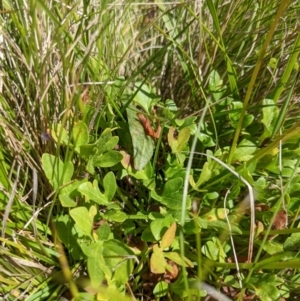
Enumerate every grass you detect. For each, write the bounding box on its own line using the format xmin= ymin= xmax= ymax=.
xmin=1 ymin=0 xmax=300 ymax=300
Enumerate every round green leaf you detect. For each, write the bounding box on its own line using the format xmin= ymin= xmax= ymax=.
xmin=42 ymin=154 xmax=74 ymax=190
xmin=93 ymin=151 xmax=123 ymax=167
xmin=73 ymin=121 xmax=89 ymax=153
xmin=153 ymin=281 xmax=168 ymax=298
xmin=70 ymin=207 xmax=93 ymax=237
xmin=103 ymin=171 xmax=117 ymax=202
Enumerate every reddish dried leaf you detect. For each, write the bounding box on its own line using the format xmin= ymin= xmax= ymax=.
xmin=255 ymin=203 xmax=270 ymax=212
xmin=267 ymin=210 xmax=288 ymax=240
xmin=120 ymin=150 xmax=131 ymax=167
xmin=137 ymin=113 xmax=161 ymax=139
xmin=127 ymin=234 xmax=147 ymax=252
xmin=272 ymin=210 xmax=287 ymax=230
xmin=164 ymin=260 xmax=179 ymax=282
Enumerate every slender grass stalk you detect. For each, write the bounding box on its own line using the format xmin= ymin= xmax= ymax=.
xmin=271 ymin=31 xmax=300 ymax=104
xmin=228 ymin=0 xmax=292 ymax=164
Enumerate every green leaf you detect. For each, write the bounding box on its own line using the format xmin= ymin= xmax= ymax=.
xmin=93 ymin=151 xmax=123 ymax=168
xmin=168 ymin=127 xmax=177 ymax=152
xmin=55 ymin=215 xmax=83 ymax=260
xmin=206 ymin=219 xmax=242 ymax=234
xmin=268 ymin=57 xmax=278 ymax=69
xmin=51 ymin=123 xmax=69 ymax=145
xmin=104 ymin=210 xmax=127 ymax=222
xmin=95 ymin=287 xmax=133 ymax=301
xmin=97 ymin=136 xmax=119 ymax=154
xmin=261 ymin=98 xmax=278 ymax=130
xmin=96 ymin=222 xmax=111 ymax=241
xmin=141 ymin=226 xmax=157 ymax=242
xmin=197 ymin=132 xmax=216 ymax=147
xmin=70 ymin=207 xmax=93 ymax=237
xmin=228 ymin=101 xmax=243 ymax=128
xmin=58 ymin=179 xmax=87 ymax=207
xmin=209 ymin=69 xmax=226 ymax=101
xmin=42 ymin=154 xmax=74 ymax=190
xmin=243 ymin=114 xmax=254 ymax=128
xmin=127 ymin=107 xmax=154 ymax=170
xmin=195 ymin=162 xmax=212 ymax=187
xmin=175 ymin=116 xmax=197 ymax=128
xmin=184 ymin=218 xmax=207 ymax=234
xmin=73 ymin=293 xmax=94 ymax=301
xmin=187 ymin=279 xmax=208 ymax=298
xmin=218 ymin=97 xmax=233 ymax=106
xmin=59 ymin=195 xmax=77 ymax=207
xmin=201 ymin=238 xmax=226 ymax=262
xmin=259 ymin=99 xmax=279 ymax=144
xmin=143 ymin=178 xmax=156 ymax=190
xmin=250 ymin=274 xmax=281 ymax=301
xmin=164 ymin=252 xmax=194 ymax=268
xmin=165 ymin=99 xmax=178 ymax=112
xmin=103 ymin=171 xmax=117 ymax=202
xmin=153 ymin=281 xmax=168 ymax=298
xmin=102 ymin=240 xmax=135 ymax=284
xmin=79 ymin=144 xmax=97 ymax=161
xmin=120 ymin=153 xmax=154 ymax=180
xmin=96 ymin=128 xmax=112 ymax=152
xmin=284 ymin=230 xmax=300 ymax=250
xmin=163 ymin=178 xmax=183 ymax=195
xmin=260 ymin=240 xmax=284 ymax=255
xmin=60 ymin=178 xmax=87 ymax=197
xmin=89 ymin=205 xmax=97 ymax=221
xmin=84 ymin=241 xmax=112 ymax=279
xmin=176 ymin=127 xmax=191 ymax=152
xmin=0 ymin=149 xmax=9 ymax=190
xmin=78 ymin=180 xmax=108 ymax=204
xmin=168 ymin=127 xmax=190 ymax=153
xmin=79 ymin=129 xmax=118 ymax=160
xmin=133 ymin=82 xmax=154 ymax=113
xmin=81 ymin=242 xmax=96 ymax=257
xmin=72 ymin=121 xmax=89 ymax=153
xmin=161 ymin=222 xmax=177 ymax=249
xmin=202 ymin=208 xmax=229 ymax=221
xmin=169 ymin=273 xmax=200 ymax=298
xmin=87 ymin=257 xmax=105 ymax=287
xmin=224 ymin=275 xmax=240 ymax=288
xmin=86 ymin=158 xmax=95 ymax=174
xmin=150 ymin=216 xmax=174 ymax=241
xmin=203 ymin=192 xmax=219 ymax=201
xmin=232 ymin=139 xmax=256 ymax=162
xmin=151 ymin=189 xmax=191 ymax=210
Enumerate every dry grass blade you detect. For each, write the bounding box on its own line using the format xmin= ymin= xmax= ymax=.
xmin=1 ymin=164 xmax=20 ymax=246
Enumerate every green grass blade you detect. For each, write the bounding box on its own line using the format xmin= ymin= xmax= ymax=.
xmin=228 ymin=0 xmax=292 ymax=163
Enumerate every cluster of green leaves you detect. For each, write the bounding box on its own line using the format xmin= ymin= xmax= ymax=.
xmin=41 ymin=74 xmax=300 ymax=301
xmin=40 ymin=81 xmax=202 ymax=300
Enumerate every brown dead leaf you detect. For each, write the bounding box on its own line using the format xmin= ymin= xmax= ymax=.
xmin=137 ymin=113 xmax=161 ymax=139
xmin=255 ymin=203 xmax=270 ymax=212
xmin=267 ymin=210 xmax=287 ymax=240
xmin=126 ymin=234 xmax=147 ymax=252
xmin=120 ymin=150 xmax=131 ymax=167
xmin=272 ymin=210 xmax=287 ymax=230
xmin=164 ymin=260 xmax=179 ymax=283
